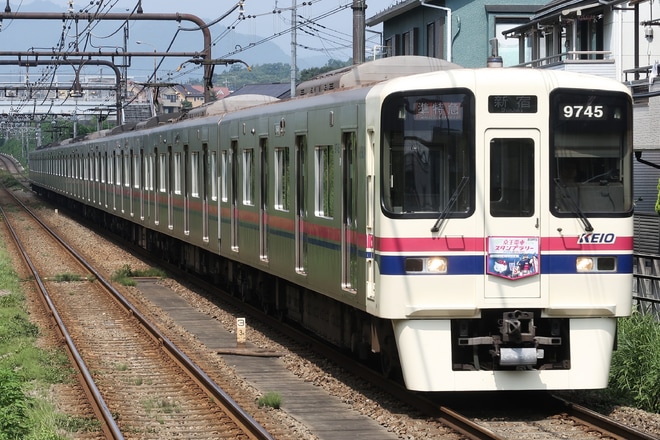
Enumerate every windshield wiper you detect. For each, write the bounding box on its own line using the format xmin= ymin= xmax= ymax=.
xmin=553 ymin=178 xmax=593 ymax=232
xmin=431 ymin=176 xmax=469 ymax=233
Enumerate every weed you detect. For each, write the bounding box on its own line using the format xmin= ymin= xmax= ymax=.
xmin=257 ymin=391 xmax=282 ymax=409
xmin=53 ymin=273 xmax=82 ymax=282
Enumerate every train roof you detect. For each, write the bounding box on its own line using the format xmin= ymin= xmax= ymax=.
xmin=296 ymin=56 xmax=462 ymax=97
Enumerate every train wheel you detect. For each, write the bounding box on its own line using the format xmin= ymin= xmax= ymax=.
xmin=379 ymin=336 xmax=401 ymax=379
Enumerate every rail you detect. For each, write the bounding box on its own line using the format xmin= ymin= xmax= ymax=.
xmin=633 ymin=254 xmax=660 ymax=321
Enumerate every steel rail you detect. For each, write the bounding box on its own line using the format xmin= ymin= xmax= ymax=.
xmin=0 ymin=194 xmax=123 ymax=440
xmin=7 ymin=190 xmax=274 ymax=440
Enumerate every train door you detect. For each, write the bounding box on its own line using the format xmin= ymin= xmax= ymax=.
xmin=259 ymin=137 xmax=269 ymax=262
xmin=202 ymin=145 xmax=209 ymax=241
xmin=230 ymin=140 xmax=239 ymax=251
xmin=295 ymin=135 xmax=308 ymax=274
xmin=184 ymin=145 xmax=190 ymax=235
xmin=130 ymin=150 xmax=136 ymax=217
xmin=139 ymin=149 xmax=145 ymax=220
xmin=485 ymin=129 xmax=541 ymax=298
xmin=168 ymin=146 xmax=174 ymax=229
xmin=342 ymin=131 xmax=358 ymax=292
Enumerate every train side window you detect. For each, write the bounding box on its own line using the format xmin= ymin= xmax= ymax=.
xmin=159 ymin=153 xmax=167 ymax=193
xmin=221 ymin=150 xmax=228 ymax=202
xmin=115 ymin=152 xmax=122 ymax=186
xmin=174 ymin=152 xmax=182 ymax=195
xmin=133 ymin=153 xmax=140 ymax=189
xmin=275 ymin=147 xmax=290 ymax=211
xmin=243 ymin=148 xmax=255 ymax=205
xmin=191 ymin=152 xmax=199 ymax=198
xmin=210 ymin=151 xmax=218 ymax=201
xmin=315 ymin=145 xmax=334 ymax=218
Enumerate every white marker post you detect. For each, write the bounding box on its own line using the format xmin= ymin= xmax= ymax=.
xmin=236 ymin=317 xmax=246 ymax=347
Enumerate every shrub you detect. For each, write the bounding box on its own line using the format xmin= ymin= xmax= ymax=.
xmin=0 ymin=369 xmax=30 ymax=439
xmin=609 ymin=312 xmax=660 ymax=412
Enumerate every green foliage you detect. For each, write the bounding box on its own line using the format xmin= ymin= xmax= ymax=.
xmin=53 ymin=272 xmax=82 ymax=282
xmin=0 ymin=369 xmax=30 ymax=439
xmin=609 ymin=312 xmax=660 ymax=412
xmin=257 ymin=391 xmax=282 ymax=409
xmin=112 ymin=264 xmax=166 ymax=286
xmin=299 ymin=58 xmax=353 ymax=82
xmin=212 ymin=59 xmax=351 ymax=92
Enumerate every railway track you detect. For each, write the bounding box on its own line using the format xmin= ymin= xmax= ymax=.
xmin=2 ymin=156 xmax=658 ymax=439
xmin=0 ymin=179 xmax=273 ymax=439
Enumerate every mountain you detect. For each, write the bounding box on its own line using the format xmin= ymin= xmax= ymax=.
xmin=0 ymin=1 xmax=327 ymax=82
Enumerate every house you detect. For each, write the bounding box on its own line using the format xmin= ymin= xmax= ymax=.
xmin=365 ymin=0 xmax=548 ymax=68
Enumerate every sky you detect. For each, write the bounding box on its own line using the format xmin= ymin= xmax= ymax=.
xmin=13 ymin=0 xmax=389 ymax=57
xmin=5 ymin=0 xmax=390 ymax=80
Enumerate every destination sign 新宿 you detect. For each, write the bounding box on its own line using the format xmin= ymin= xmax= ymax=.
xmin=488 ymin=95 xmax=538 ymax=113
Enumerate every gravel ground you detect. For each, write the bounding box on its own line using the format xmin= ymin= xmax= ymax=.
xmin=15 ymin=187 xmax=660 ymax=439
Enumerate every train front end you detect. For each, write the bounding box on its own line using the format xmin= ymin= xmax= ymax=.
xmin=370 ymin=68 xmax=633 ymax=391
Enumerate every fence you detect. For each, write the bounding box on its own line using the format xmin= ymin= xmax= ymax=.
xmin=633 ymin=254 xmax=660 ymax=320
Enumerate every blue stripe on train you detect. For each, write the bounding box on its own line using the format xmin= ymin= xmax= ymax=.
xmin=377 ymin=254 xmax=633 ymax=275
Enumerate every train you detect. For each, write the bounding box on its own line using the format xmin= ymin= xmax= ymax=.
xmin=28 ymin=55 xmax=634 ymax=392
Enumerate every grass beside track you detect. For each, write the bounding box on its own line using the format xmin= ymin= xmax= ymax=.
xmin=0 ymin=186 xmax=100 ymax=439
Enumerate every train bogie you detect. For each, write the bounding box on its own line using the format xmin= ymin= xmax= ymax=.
xmin=29 ymin=56 xmax=633 ymax=392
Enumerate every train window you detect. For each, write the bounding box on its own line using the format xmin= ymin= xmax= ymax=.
xmin=550 ymin=90 xmax=632 ymax=215
xmin=315 ymin=145 xmax=334 ymax=218
xmin=115 ymin=153 xmax=121 ymax=186
xmin=133 ymin=154 xmax=140 ymax=189
xmin=145 ymin=155 xmax=154 ymax=191
xmin=243 ymin=148 xmax=255 ymax=205
xmin=221 ymin=151 xmax=228 ymax=202
xmin=490 ymin=138 xmax=535 ymax=217
xmin=108 ymin=153 xmax=114 ymax=185
xmin=380 ymin=90 xmax=474 ymax=217
xmin=159 ymin=153 xmax=166 ymax=193
xmin=191 ymin=152 xmax=199 ymax=198
xmin=275 ymin=147 xmax=290 ymax=211
xmin=210 ymin=151 xmax=218 ymax=201
xmin=124 ymin=152 xmax=130 ymax=187
xmin=174 ymin=152 xmax=182 ymax=195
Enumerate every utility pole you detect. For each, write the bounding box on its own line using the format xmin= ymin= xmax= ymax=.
xmin=352 ymin=0 xmax=366 ymax=64
xmin=290 ymin=0 xmax=297 ymax=98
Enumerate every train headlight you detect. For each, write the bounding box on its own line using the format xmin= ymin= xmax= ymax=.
xmin=404 ymin=257 xmax=448 ymax=273
xmin=576 ymin=256 xmax=617 ymax=272
xmin=576 ymin=256 xmax=594 ymax=272
xmin=427 ymin=257 xmax=448 ymax=273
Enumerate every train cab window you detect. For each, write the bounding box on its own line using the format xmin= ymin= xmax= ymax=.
xmin=490 ymin=138 xmax=535 ymax=217
xmin=380 ymin=90 xmax=474 ymax=217
xmin=550 ymin=90 xmax=632 ymax=215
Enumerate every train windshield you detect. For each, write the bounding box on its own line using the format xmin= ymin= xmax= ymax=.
xmin=380 ymin=90 xmax=474 ymax=217
xmin=551 ymin=90 xmax=632 ymax=216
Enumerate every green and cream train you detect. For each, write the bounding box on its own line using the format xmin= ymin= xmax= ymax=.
xmin=29 ymin=56 xmax=633 ymax=391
